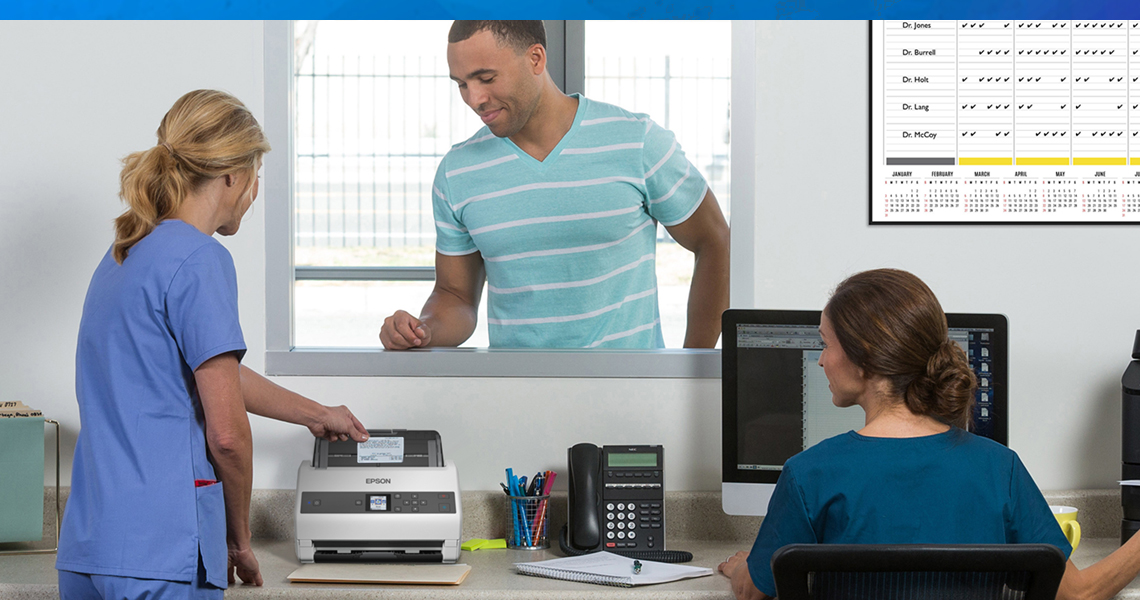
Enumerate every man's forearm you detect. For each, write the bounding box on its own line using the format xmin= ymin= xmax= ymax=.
xmin=683 ymin=241 xmax=730 ymax=348
xmin=419 ymin=289 xmax=480 ymax=347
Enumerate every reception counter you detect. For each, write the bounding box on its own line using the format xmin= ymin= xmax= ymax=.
xmin=1 ymin=489 xmax=1135 ymax=599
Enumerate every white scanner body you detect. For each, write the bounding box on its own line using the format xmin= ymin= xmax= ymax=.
xmin=294 ymin=430 xmax=462 ymax=564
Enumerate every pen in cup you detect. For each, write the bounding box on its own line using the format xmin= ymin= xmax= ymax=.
xmin=502 ymin=468 xmax=556 ymax=549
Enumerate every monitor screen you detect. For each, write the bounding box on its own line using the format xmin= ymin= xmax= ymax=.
xmin=722 ymin=310 xmax=1008 ymax=514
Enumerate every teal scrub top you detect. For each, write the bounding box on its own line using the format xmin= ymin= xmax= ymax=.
xmin=746 ymin=428 xmax=1072 ymax=597
xmin=57 ymin=221 xmax=246 ymax=587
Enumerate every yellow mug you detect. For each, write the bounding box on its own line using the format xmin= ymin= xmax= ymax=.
xmin=1050 ymin=505 xmax=1081 ymax=553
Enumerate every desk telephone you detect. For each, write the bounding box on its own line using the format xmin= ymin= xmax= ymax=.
xmin=559 ymin=443 xmax=693 ymax=563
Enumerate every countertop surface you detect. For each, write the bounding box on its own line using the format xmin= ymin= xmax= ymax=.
xmin=2 ymin=489 xmax=1136 ymax=598
xmin=3 ymin=538 xmax=1140 ymax=599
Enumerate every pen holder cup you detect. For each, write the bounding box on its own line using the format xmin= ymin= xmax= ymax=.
xmin=506 ymin=494 xmax=550 ymax=550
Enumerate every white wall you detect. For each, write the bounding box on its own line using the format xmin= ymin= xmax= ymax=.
xmin=753 ymin=21 xmax=1135 ymax=490
xmin=0 ymin=20 xmax=1126 ymax=495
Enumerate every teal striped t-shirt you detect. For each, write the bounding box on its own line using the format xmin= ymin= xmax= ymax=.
xmin=433 ymin=94 xmax=708 ymax=349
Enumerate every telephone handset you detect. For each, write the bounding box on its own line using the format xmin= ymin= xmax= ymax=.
xmin=559 ymin=443 xmax=692 ymax=563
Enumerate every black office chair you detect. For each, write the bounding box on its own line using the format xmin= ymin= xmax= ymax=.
xmin=771 ymin=544 xmax=1066 ymax=600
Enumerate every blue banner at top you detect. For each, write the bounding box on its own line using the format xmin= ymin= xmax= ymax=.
xmin=4 ymin=0 xmax=1140 ymax=20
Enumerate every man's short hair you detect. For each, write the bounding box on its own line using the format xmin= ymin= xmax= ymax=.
xmin=448 ymin=21 xmax=546 ymax=53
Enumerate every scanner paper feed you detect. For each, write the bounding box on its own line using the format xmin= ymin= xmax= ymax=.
xmin=358 ymin=437 xmax=404 ymax=463
xmin=0 ymin=416 xmax=45 ymax=542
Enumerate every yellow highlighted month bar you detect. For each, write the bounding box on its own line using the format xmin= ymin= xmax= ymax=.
xmin=1073 ymin=157 xmax=1127 ymax=166
xmin=1132 ymin=158 xmax=1140 ymax=165
xmin=959 ymin=157 xmax=1013 ymax=166
xmin=1015 ymin=157 xmax=1070 ymax=166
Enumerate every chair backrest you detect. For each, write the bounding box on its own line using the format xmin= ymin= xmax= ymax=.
xmin=771 ymin=544 xmax=1066 ymax=600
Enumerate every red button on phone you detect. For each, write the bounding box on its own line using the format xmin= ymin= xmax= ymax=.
xmin=606 ymin=543 xmax=616 ymax=548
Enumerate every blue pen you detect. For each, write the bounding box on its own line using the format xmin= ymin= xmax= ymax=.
xmin=507 ymin=469 xmax=520 ymax=545
xmin=515 ymin=474 xmax=531 ymax=545
xmin=516 ymin=475 xmax=533 ymax=546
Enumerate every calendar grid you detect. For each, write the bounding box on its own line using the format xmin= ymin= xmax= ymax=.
xmin=872 ymin=20 xmax=1140 ymax=223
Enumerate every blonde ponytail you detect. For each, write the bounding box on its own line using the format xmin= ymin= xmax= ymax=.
xmin=112 ymin=90 xmax=270 ymax=263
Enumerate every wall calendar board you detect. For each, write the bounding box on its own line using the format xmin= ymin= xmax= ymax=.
xmin=871 ymin=20 xmax=1140 ymax=223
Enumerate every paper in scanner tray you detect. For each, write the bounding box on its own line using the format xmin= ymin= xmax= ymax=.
xmin=312 ymin=429 xmax=444 ymax=468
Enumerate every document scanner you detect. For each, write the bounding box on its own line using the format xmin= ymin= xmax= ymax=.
xmin=295 ymin=429 xmax=461 ymax=563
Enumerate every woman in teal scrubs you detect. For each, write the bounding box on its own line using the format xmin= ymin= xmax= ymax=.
xmin=718 ymin=268 xmax=1140 ymax=600
xmin=56 ymin=90 xmax=370 ymax=599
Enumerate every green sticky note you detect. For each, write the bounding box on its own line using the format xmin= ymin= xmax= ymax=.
xmin=0 ymin=417 xmax=45 ymax=542
xmin=461 ymin=538 xmax=489 ymax=551
xmin=482 ymin=538 xmax=507 ymax=549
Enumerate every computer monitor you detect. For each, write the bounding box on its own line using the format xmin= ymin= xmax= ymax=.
xmin=721 ymin=309 xmax=1008 ymax=516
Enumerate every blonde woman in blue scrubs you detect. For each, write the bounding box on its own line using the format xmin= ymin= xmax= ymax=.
xmin=56 ymin=90 xmax=370 ymax=599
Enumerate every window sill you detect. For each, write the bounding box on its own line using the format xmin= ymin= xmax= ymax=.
xmin=265 ymin=347 xmax=721 ymax=378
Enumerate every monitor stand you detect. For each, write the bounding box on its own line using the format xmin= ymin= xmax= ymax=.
xmin=722 ymin=482 xmax=776 ymax=517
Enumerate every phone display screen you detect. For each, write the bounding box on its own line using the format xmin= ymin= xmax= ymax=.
xmin=607 ymin=452 xmax=657 ymax=468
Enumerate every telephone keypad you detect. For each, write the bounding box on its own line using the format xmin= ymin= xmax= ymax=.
xmin=600 ymin=458 xmax=664 ymax=551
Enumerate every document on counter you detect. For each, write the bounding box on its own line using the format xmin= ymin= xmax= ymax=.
xmin=514 ymin=552 xmax=713 ymax=588
xmin=287 ymin=562 xmax=471 ymax=585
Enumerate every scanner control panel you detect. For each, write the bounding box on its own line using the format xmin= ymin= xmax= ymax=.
xmin=300 ymin=491 xmax=456 ymax=514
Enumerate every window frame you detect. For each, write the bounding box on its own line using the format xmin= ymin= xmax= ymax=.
xmin=263 ymin=20 xmax=756 ymax=378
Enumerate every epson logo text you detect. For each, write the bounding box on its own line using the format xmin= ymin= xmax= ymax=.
xmin=365 ymin=478 xmax=391 ymax=485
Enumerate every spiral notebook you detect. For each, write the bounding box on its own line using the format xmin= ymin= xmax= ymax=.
xmin=514 ymin=552 xmax=713 ymax=588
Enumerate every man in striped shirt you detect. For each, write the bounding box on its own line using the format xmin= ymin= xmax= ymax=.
xmin=380 ymin=20 xmax=729 ymax=350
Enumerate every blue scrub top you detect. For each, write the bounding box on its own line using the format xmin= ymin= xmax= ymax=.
xmin=746 ymin=428 xmax=1072 ymax=597
xmin=57 ymin=220 xmax=246 ymax=588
